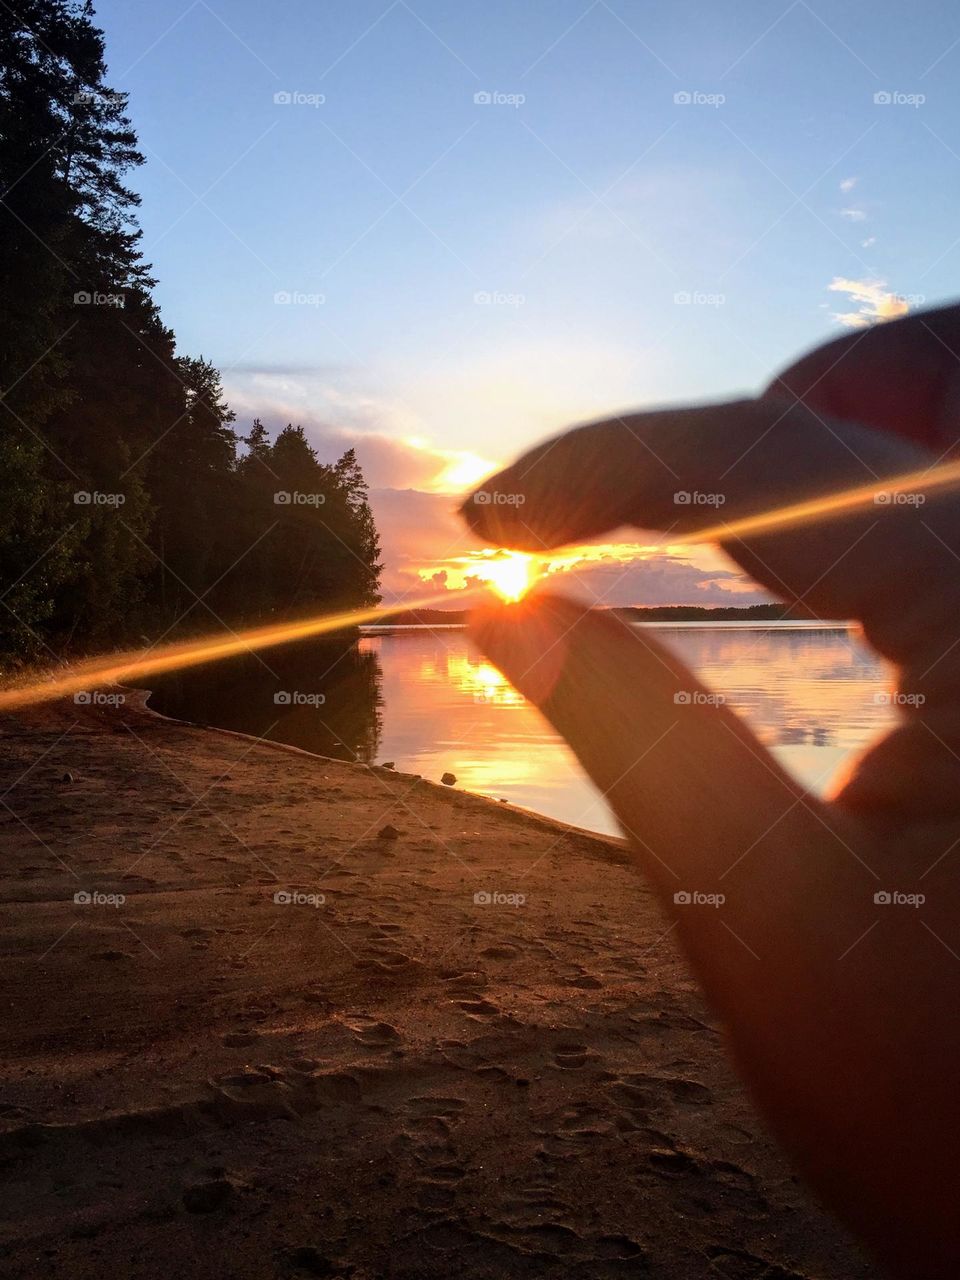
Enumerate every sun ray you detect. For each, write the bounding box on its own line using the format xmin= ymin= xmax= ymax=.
xmin=4 ymin=458 xmax=960 ymax=712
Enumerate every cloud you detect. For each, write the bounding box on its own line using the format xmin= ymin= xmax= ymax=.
xmin=839 ymin=176 xmax=858 ymax=192
xmin=224 ymin=362 xmax=772 ymax=609
xmin=839 ymin=208 xmax=867 ymax=222
xmin=369 ymin=487 xmax=480 ymax=599
xmin=533 ymin=551 xmax=772 ymax=607
xmin=861 ymin=236 xmax=877 ymax=248
xmin=827 ymin=277 xmax=911 ymax=328
xmin=221 ymin=373 xmax=497 ymax=493
xmin=226 ymin=362 xmax=350 ymax=377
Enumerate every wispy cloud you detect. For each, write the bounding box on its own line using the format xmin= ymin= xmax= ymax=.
xmin=827 ymin=277 xmax=911 ymax=328
xmin=839 ymin=176 xmax=858 ymax=192
xmin=839 ymin=207 xmax=867 ymax=222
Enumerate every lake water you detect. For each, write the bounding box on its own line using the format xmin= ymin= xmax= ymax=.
xmin=147 ymin=622 xmax=897 ymax=838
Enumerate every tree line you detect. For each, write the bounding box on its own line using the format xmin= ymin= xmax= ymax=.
xmin=0 ymin=0 xmax=381 ymax=659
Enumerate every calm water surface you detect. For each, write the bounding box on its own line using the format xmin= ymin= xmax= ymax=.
xmin=148 ymin=623 xmax=897 ymax=838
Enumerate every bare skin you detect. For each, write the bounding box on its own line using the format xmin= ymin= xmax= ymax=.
xmin=462 ymin=303 xmax=960 ymax=1278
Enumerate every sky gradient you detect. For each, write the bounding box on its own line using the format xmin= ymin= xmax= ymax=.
xmin=95 ymin=0 xmax=960 ymax=601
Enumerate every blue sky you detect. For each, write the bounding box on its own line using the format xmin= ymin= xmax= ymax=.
xmin=94 ymin=0 xmax=960 ymax=599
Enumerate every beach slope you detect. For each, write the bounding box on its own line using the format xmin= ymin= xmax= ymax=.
xmin=0 ymin=695 xmax=872 ymax=1278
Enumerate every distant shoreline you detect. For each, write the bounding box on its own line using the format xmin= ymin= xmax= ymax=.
xmin=364 ymin=603 xmax=851 ymax=631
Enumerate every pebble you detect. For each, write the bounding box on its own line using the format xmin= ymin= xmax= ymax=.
xmin=182 ymin=1177 xmax=235 ymax=1213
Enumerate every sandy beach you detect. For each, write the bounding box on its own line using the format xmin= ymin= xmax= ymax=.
xmin=0 ymin=692 xmax=875 ymax=1279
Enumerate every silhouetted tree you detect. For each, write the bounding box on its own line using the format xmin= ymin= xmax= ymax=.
xmin=0 ymin=1 xmax=381 ymax=657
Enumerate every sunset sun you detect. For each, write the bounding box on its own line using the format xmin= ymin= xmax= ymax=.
xmin=475 ymin=552 xmax=536 ymax=602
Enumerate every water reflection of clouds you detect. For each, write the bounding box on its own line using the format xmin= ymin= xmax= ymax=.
xmin=358 ymin=625 xmax=899 ymax=835
xmin=661 ymin=627 xmax=897 ymax=753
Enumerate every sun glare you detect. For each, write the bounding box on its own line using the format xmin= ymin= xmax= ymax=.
xmin=475 ymin=552 xmax=536 ymax=602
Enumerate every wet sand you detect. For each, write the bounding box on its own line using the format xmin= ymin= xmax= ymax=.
xmin=0 ymin=692 xmax=874 ymax=1278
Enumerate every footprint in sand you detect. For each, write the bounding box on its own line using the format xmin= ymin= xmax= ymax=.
xmin=342 ymin=1014 xmax=400 ymax=1049
xmin=607 ymin=1072 xmax=712 ymax=1113
xmin=354 ymin=951 xmax=419 ymax=975
xmin=415 ymin=1180 xmax=457 ymax=1211
xmin=479 ymin=944 xmax=518 ymax=960
xmin=648 ymin=1147 xmax=700 ymax=1179
xmin=450 ymin=997 xmax=500 ymax=1021
xmin=706 ymin=1245 xmax=802 ymax=1279
xmin=405 ymin=1096 xmax=468 ymax=1120
xmin=424 ymin=1161 xmax=467 ymax=1183
xmin=440 ymin=969 xmax=488 ymax=993
xmin=500 ymin=1189 xmax=575 ymax=1224
xmin=534 ymin=1102 xmax=616 ymax=1159
xmin=561 ymin=966 xmax=603 ymax=990
xmin=551 ymin=1042 xmax=597 ymax=1069
xmin=678 ymin=1158 xmax=770 ymax=1218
